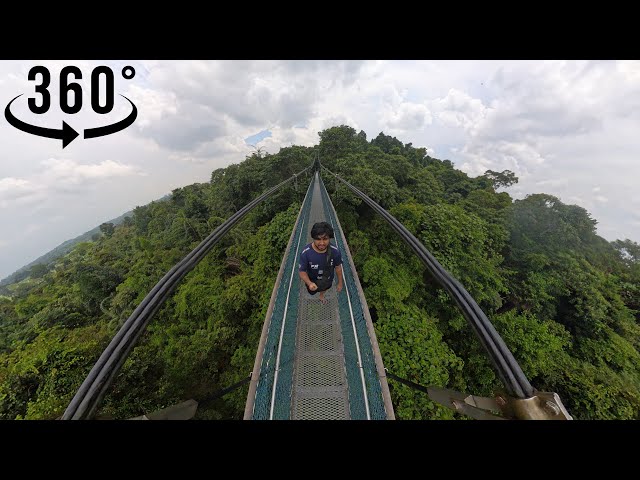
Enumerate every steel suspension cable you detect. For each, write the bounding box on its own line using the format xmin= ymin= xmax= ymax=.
xmin=321 ymin=165 xmax=533 ymax=399
xmin=63 ymin=166 xmax=312 ymax=419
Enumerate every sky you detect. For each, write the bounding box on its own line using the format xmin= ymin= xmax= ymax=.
xmin=1 ymin=60 xmax=639 ymax=280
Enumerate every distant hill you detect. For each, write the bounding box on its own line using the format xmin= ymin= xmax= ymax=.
xmin=0 ymin=194 xmax=171 ymax=290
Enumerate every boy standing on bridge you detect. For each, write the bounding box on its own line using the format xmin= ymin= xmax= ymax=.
xmin=298 ymin=222 xmax=343 ymax=304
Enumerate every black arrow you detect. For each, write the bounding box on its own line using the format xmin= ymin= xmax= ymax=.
xmin=84 ymin=94 xmax=137 ymax=140
xmin=4 ymin=94 xmax=79 ymax=148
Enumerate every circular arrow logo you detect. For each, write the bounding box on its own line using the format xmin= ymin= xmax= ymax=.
xmin=4 ymin=65 xmax=138 ymax=148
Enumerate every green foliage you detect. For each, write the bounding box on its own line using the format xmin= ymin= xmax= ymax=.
xmin=574 ymin=328 xmax=640 ymax=373
xmin=544 ymin=356 xmax=640 ymax=419
xmin=318 ymin=125 xmax=362 ymax=163
xmin=611 ymin=238 xmax=640 ymax=267
xmin=371 ymin=132 xmax=405 ymax=155
xmin=349 ymin=168 xmax=403 ymax=209
xmin=411 ymin=202 xmax=508 ymax=310
xmin=611 ymin=239 xmax=640 ymax=315
xmin=99 ymin=222 xmax=115 ymax=238
xmin=483 ymin=169 xmax=519 ymax=189
xmin=491 ymin=310 xmax=571 ymax=380
xmin=406 ymin=168 xmax=444 ymax=206
xmin=425 ymin=158 xmax=481 ymax=203
xmin=0 ymin=324 xmax=110 ymax=419
xmin=1 ymin=209 xmax=134 ymax=289
xmin=508 ymin=194 xmax=597 ymax=261
xmin=28 ymin=264 xmax=49 ymax=279
xmin=361 ymin=257 xmax=415 ymax=309
xmin=375 ymin=304 xmax=463 ymax=419
xmin=547 ymin=254 xmax=634 ymax=339
xmin=14 ymin=293 xmax=49 ymax=320
xmin=74 ymin=264 xmax=122 ymax=316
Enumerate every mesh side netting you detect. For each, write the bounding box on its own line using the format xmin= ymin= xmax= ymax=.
xmin=318 ymin=175 xmax=388 ymax=420
xmin=251 ymin=178 xmax=314 ymax=419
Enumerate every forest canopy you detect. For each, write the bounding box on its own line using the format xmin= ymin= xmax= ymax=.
xmin=1 ymin=125 xmax=638 ymax=420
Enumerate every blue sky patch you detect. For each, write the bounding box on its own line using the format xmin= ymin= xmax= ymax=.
xmin=244 ymin=129 xmax=272 ymax=145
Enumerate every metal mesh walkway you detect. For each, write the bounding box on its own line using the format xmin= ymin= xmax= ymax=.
xmin=291 ymin=178 xmax=350 ymax=419
xmin=244 ymin=171 xmax=394 ymax=420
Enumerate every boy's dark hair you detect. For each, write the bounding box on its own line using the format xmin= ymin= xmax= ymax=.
xmin=310 ymin=221 xmax=334 ymax=239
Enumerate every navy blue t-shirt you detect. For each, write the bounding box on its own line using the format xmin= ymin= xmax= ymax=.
xmin=298 ymin=243 xmax=343 ymax=283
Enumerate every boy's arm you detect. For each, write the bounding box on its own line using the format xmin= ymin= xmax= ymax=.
xmin=299 ymin=250 xmax=316 ymax=290
xmin=299 ymin=271 xmax=317 ymax=291
xmin=335 ymin=264 xmax=343 ymax=292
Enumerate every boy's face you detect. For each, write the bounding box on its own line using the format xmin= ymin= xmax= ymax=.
xmin=313 ymin=234 xmax=330 ymax=252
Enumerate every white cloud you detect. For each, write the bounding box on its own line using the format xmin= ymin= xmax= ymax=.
xmin=2 ymin=59 xmax=640 ymax=279
xmin=128 ymin=84 xmax=178 ymax=129
xmin=537 ymin=178 xmax=569 ymax=188
xmin=0 ymin=178 xmax=41 ymax=208
xmin=0 ymin=177 xmax=36 ymax=197
xmin=431 ymin=88 xmax=487 ymax=131
xmin=24 ymin=223 xmax=43 ymax=236
xmin=459 ymin=140 xmax=546 ymax=177
xmin=0 ymin=157 xmax=143 ymax=213
xmin=383 ymin=101 xmax=432 ymax=131
xmin=124 ymin=60 xmax=370 ymax=153
xmin=616 ymin=60 xmax=640 ymax=83
xmin=466 ymin=61 xmax=606 ymax=148
xmin=41 ymin=158 xmax=139 ymax=181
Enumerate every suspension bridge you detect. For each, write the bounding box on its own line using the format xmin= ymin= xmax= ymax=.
xmin=61 ymin=161 xmax=572 ymax=420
